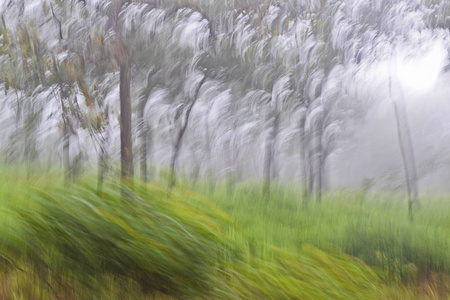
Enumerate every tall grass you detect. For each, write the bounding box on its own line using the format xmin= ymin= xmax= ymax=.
xmin=0 ymin=170 xmax=449 ymax=298
xmin=206 ymin=183 xmax=450 ymax=282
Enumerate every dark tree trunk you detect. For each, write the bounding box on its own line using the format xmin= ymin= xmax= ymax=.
xmin=58 ymin=81 xmax=70 ymax=185
xmin=120 ymin=58 xmax=133 ymax=183
xmin=190 ymin=153 xmax=201 ymax=190
xmin=226 ymin=141 xmax=234 ymax=196
xmin=110 ymin=0 xmax=134 ymax=186
xmin=33 ymin=40 xmax=45 ymax=85
xmin=315 ymin=114 xmax=325 ymax=204
xmin=97 ymin=98 xmax=111 ymax=194
xmin=392 ymin=99 xmax=418 ymax=222
xmin=97 ymin=153 xmax=105 ymax=195
xmin=315 ymin=82 xmax=328 ymax=205
xmin=227 ymin=98 xmax=239 ymax=196
xmin=263 ymin=110 xmax=279 ymax=202
xmin=97 ymin=127 xmax=109 ymax=195
xmin=147 ymin=127 xmax=153 ymax=179
xmin=14 ymin=91 xmax=21 ymax=131
xmin=169 ymin=129 xmax=183 ymax=189
xmin=307 ymin=139 xmax=314 ymax=200
xmin=204 ymin=119 xmax=215 ymax=195
xmin=138 ymin=70 xmax=156 ymax=183
xmin=389 ymin=76 xmax=419 ymax=222
xmin=299 ymin=112 xmax=310 ymax=208
xmin=315 ymin=136 xmax=323 ymax=204
xmin=63 ymin=117 xmax=70 ymax=186
xmin=169 ymin=75 xmax=207 ymax=188
xmin=138 ymin=105 xmax=148 ymax=183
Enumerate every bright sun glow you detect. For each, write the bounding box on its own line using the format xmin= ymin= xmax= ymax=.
xmin=396 ymin=43 xmax=446 ymax=93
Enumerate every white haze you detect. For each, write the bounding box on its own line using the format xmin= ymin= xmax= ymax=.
xmin=1 ymin=0 xmax=450 ymax=195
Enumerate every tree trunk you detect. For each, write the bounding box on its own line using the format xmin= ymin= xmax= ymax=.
xmin=263 ymin=110 xmax=279 ymax=202
xmin=63 ymin=117 xmax=70 ymax=186
xmin=227 ymin=98 xmax=239 ymax=196
xmin=315 ymin=115 xmax=325 ymax=204
xmin=205 ymin=118 xmax=215 ymax=195
xmin=120 ymin=58 xmax=133 ymax=183
xmin=391 ymin=98 xmax=418 ymax=222
xmin=299 ymin=112 xmax=310 ymax=208
xmin=389 ymin=77 xmax=419 ymax=222
xmin=169 ymin=75 xmax=207 ymax=189
xmin=97 ymin=130 xmax=109 ymax=195
xmin=97 ymin=152 xmax=105 ymax=195
xmin=137 ymin=70 xmax=156 ymax=183
xmin=315 ymin=140 xmax=323 ymax=204
xmin=14 ymin=91 xmax=21 ymax=131
xmin=32 ymin=39 xmax=45 ymax=85
xmin=147 ymin=126 xmax=153 ymax=179
xmin=190 ymin=154 xmax=201 ymax=190
xmin=226 ymin=141 xmax=234 ymax=196
xmin=169 ymin=129 xmax=183 ymax=189
xmin=137 ymin=105 xmax=148 ymax=183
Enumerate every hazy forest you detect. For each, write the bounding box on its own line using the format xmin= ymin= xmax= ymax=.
xmin=0 ymin=0 xmax=450 ymax=298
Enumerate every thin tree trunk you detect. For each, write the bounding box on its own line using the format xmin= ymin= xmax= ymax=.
xmin=391 ymin=100 xmax=418 ymax=221
xmin=225 ymin=140 xmax=234 ymax=196
xmin=97 ymin=130 xmax=109 ymax=195
xmin=141 ymin=129 xmax=148 ymax=182
xmin=32 ymin=39 xmax=45 ymax=85
xmin=205 ymin=118 xmax=215 ymax=195
xmin=58 ymin=84 xmax=70 ymax=185
xmin=14 ymin=91 xmax=21 ymax=132
xmin=169 ymin=130 xmax=183 ymax=189
xmin=138 ymin=70 xmax=156 ymax=183
xmin=307 ymin=139 xmax=314 ymax=200
xmin=147 ymin=126 xmax=153 ymax=179
xmin=228 ymin=98 xmax=239 ymax=195
xmin=138 ymin=106 xmax=148 ymax=183
xmin=169 ymin=75 xmax=207 ymax=189
xmin=315 ymin=109 xmax=327 ymax=204
xmin=191 ymin=167 xmax=201 ymax=189
xmin=263 ymin=110 xmax=279 ymax=202
xmin=120 ymin=58 xmax=133 ymax=183
xmin=53 ymin=49 xmax=71 ymax=185
xmin=97 ymin=153 xmax=105 ymax=195
xmin=315 ymin=131 xmax=322 ymax=204
xmin=112 ymin=0 xmax=134 ymax=186
xmin=301 ymin=102 xmax=315 ymax=207
xmin=315 ymin=82 xmax=328 ymax=205
xmin=299 ymin=112 xmax=310 ymax=208
xmin=226 ymin=141 xmax=234 ymax=196
xmin=63 ymin=117 xmax=70 ymax=186
xmin=389 ymin=76 xmax=419 ymax=222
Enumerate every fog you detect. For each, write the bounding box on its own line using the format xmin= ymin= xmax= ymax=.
xmin=1 ymin=0 xmax=450 ymax=197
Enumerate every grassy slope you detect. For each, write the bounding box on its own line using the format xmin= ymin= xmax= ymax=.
xmin=0 ymin=170 xmax=449 ymax=298
xmin=206 ymin=183 xmax=450 ymax=298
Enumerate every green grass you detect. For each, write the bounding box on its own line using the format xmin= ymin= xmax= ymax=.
xmin=201 ymin=183 xmax=450 ymax=296
xmin=0 ymin=169 xmax=449 ymax=298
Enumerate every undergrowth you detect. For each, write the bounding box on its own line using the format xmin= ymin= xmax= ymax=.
xmin=0 ymin=170 xmax=448 ymax=298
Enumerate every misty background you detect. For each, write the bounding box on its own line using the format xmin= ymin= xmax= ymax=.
xmin=1 ymin=0 xmax=450 ymax=196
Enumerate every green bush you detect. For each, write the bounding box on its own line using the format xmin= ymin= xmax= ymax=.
xmin=205 ymin=183 xmax=450 ymax=282
xmin=11 ymin=180 xmax=388 ymax=299
xmin=18 ymin=182 xmax=236 ymax=297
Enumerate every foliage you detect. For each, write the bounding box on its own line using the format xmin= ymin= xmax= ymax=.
xmin=206 ymin=182 xmax=450 ymax=284
xmin=0 ymin=172 xmax=425 ymax=299
xmin=15 ymin=182 xmax=234 ymax=297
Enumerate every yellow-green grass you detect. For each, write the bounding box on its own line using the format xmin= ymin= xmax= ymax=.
xmin=0 ymin=169 xmax=448 ymax=298
xmin=205 ymin=183 xmax=450 ymax=277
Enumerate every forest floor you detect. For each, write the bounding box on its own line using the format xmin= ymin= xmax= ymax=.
xmin=0 ymin=169 xmax=449 ymax=299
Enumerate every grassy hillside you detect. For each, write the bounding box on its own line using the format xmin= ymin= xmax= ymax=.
xmin=0 ymin=170 xmax=449 ymax=298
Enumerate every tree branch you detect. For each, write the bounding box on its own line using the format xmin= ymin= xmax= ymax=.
xmin=50 ymin=2 xmax=63 ymax=40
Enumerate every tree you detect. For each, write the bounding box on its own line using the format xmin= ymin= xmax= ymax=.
xmin=349 ymin=0 xmax=424 ymax=220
